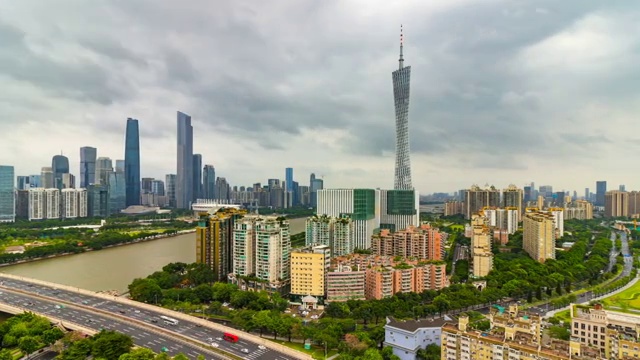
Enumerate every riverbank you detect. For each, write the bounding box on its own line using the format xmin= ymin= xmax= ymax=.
xmin=0 ymin=229 xmax=196 ymax=268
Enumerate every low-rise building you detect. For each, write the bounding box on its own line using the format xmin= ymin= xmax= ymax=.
xmin=325 ymin=264 xmax=365 ymax=302
xmin=384 ymin=316 xmax=451 ymax=360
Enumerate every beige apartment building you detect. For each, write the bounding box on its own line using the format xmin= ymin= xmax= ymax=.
xmin=371 ymin=224 xmax=443 ymax=260
xmin=470 ymin=213 xmax=493 ymax=278
xmin=523 ymin=211 xmax=556 ymax=263
xmin=290 ymin=245 xmax=331 ymax=303
xmin=605 ymin=190 xmax=629 ymax=217
xmin=325 ymin=264 xmax=366 ymax=302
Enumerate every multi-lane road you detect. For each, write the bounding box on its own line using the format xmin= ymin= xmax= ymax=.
xmin=0 ymin=277 xmax=298 ymax=360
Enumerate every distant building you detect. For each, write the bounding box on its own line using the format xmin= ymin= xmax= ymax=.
xmin=95 ymin=157 xmax=113 ymax=186
xmin=41 ymin=167 xmax=54 ymax=189
xmin=305 ymin=215 xmax=354 ymax=256
xmin=371 ymin=224 xmax=443 ymax=261
xmin=605 ymin=190 xmax=628 ymax=218
xmin=462 ymin=185 xmax=500 ymax=219
xmin=523 ymin=211 xmax=556 ymax=263
xmin=0 ymin=165 xmax=15 ymax=222
xmin=44 ymin=188 xmax=60 ymax=219
xmin=444 ymin=201 xmax=463 ymax=216
xmin=482 ymin=208 xmax=518 ymax=235
xmin=384 ymin=316 xmax=450 ymax=360
xmin=80 ymin=147 xmax=97 ymax=188
xmin=15 ymin=190 xmax=29 ymax=219
xmin=62 ymin=173 xmax=75 ymax=189
xmin=28 ymin=188 xmax=45 ymax=220
xmin=596 ymin=181 xmax=607 ymax=207
xmin=51 ymin=155 xmax=69 ymax=190
xmin=61 ymin=189 xmax=79 ymax=218
xmin=124 ymin=118 xmax=141 ymax=206
xmin=192 ymin=154 xmax=202 ymax=201
xmin=88 ymin=184 xmax=109 ymax=217
xmin=203 ymin=165 xmax=216 ymax=200
xmin=109 ymin=171 xmax=126 ymax=214
xmin=165 ymin=174 xmax=177 ymax=208
xmin=502 ymin=184 xmax=524 ymax=221
xmin=16 ymin=176 xmax=30 ymax=190
xmin=470 ymin=214 xmax=493 ymax=278
xmin=176 ymin=111 xmax=193 ymax=209
xmin=564 ymin=200 xmax=594 ymax=220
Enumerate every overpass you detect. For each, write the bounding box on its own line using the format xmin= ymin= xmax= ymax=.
xmin=0 ymin=273 xmax=310 ymax=360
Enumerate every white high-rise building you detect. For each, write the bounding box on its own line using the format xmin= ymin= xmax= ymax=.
xmin=78 ymin=188 xmax=88 ymax=217
xmin=61 ymin=189 xmax=79 ymax=218
xmin=28 ymin=188 xmax=45 ymax=220
xmin=233 ymin=215 xmax=258 ymax=277
xmin=305 ymin=214 xmax=354 ymax=256
xmin=484 ymin=208 xmax=519 ymax=235
xmin=255 ymin=217 xmax=290 ymax=285
xmin=44 ymin=188 xmax=60 ymax=219
xmin=548 ymin=208 xmax=564 ymax=238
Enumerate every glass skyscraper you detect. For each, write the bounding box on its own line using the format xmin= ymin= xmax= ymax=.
xmin=80 ymin=147 xmax=97 ymax=188
xmin=285 ymin=168 xmax=293 ymax=191
xmin=392 ymin=26 xmax=413 ymax=190
xmin=203 ymin=165 xmax=216 ymax=199
xmin=108 ymin=171 xmax=126 ymax=214
xmin=52 ymin=155 xmax=70 ymax=190
xmin=0 ymin=165 xmax=15 ymax=222
xmin=165 ymin=174 xmax=177 ymax=208
xmin=192 ymin=154 xmax=202 ymax=201
xmin=124 ymin=118 xmax=141 ymax=206
xmin=176 ymin=111 xmax=193 ymax=209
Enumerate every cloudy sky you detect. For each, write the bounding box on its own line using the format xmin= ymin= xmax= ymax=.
xmin=0 ymin=1 xmax=638 ymax=194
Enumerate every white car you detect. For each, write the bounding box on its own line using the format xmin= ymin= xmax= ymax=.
xmin=211 ymin=342 xmax=219 ymax=348
xmin=134 ymin=310 xmax=140 ymax=313
xmin=258 ymin=345 xmax=266 ymax=350
xmin=241 ymin=348 xmax=249 ymax=354
xmin=216 ymin=337 xmax=223 ymax=341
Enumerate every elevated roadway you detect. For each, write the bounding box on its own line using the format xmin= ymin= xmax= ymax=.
xmin=0 ymin=273 xmax=309 ymax=360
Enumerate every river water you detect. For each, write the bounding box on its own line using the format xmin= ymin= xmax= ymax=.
xmin=0 ymin=217 xmax=307 ymax=294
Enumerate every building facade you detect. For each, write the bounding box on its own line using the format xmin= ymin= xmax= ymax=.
xmin=326 ymin=265 xmax=366 ymax=302
xmin=51 ymin=155 xmax=69 ymax=190
xmin=165 ymin=174 xmax=177 ymax=208
xmin=605 ymin=190 xmax=629 ymax=218
xmin=196 ymin=207 xmax=246 ymax=282
xmin=124 ymin=118 xmax=141 ymax=206
xmin=0 ymin=165 xmax=15 ymax=222
xmin=305 ymin=214 xmax=354 ymax=256
xmin=203 ymin=165 xmax=216 ymax=200
xmin=290 ymin=245 xmax=330 ymax=303
xmin=317 ymin=189 xmax=378 ymax=250
xmin=462 ymin=185 xmax=501 ymax=219
xmin=192 ymin=154 xmax=202 ymax=201
xmin=470 ymin=214 xmax=493 ymax=278
xmin=176 ymin=111 xmax=193 ymax=209
xmin=523 ymin=211 xmax=556 ymax=263
xmin=371 ymin=224 xmax=443 ymax=261
xmin=80 ymin=147 xmax=97 ymax=188
xmin=95 ymin=157 xmax=113 ymax=186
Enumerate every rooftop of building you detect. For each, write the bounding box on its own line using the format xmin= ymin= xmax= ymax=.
xmin=331 ymin=254 xmax=445 ymax=269
xmin=120 ymin=205 xmax=160 ymax=215
xmin=385 ymin=315 xmax=451 ymax=332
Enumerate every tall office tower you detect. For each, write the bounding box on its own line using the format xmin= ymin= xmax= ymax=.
xmin=62 ymin=173 xmax=75 ymax=189
xmin=620 ymin=184 xmax=626 ymax=192
xmin=115 ymin=160 xmax=125 ymax=173
xmin=51 ymin=154 xmax=69 ymax=190
xmin=503 ymin=184 xmax=524 ymax=221
xmin=285 ymin=168 xmax=294 ymax=206
xmin=61 ymin=189 xmax=79 ymax=218
xmin=41 ymin=167 xmax=54 ymax=189
xmin=17 ymin=176 xmax=30 ymax=190
xmin=269 ymin=185 xmax=284 ymax=208
xmin=215 ymin=177 xmax=230 ymax=201
xmin=44 ymin=188 xmax=60 ymax=219
xmin=523 ymin=211 xmax=556 ymax=263
xmin=28 ymin=188 xmax=45 ymax=220
xmin=596 ymin=181 xmax=607 ymax=206
xmin=523 ymin=185 xmax=532 ymax=203
xmin=141 ymin=178 xmax=154 ymax=193
xmin=80 ymin=147 xmax=97 ymax=188
xmin=15 ymin=190 xmax=29 ymax=219
xmin=310 ymin=177 xmax=324 ymax=208
xmin=392 ymin=26 xmax=413 ymax=190
xmin=176 ymin=111 xmax=193 ymax=209
xmin=267 ymin=179 xmax=280 ymax=189
xmin=196 ymin=208 xmax=247 ymax=281
xmin=203 ymin=165 xmax=216 ymax=199
xmin=28 ymin=175 xmax=41 ymax=188
xmin=470 ymin=214 xmax=493 ymax=278
xmin=379 ymin=189 xmax=420 ymax=232
xmin=193 ymin=154 xmax=203 ymax=201
xmin=317 ymin=189 xmax=378 ymax=250
xmin=310 ymin=173 xmax=315 ymax=188
xmin=538 ymin=185 xmax=553 ymax=198
xmin=88 ymin=184 xmax=110 ymax=217
xmin=108 ymin=171 xmax=126 ymax=214
xmin=605 ymin=190 xmax=629 ymax=218
xmin=0 ymin=166 xmax=15 ymax=222
xmin=124 ymin=118 xmax=141 ymax=206
xmin=584 ymin=188 xmax=589 ymax=200
xmin=461 ymin=185 xmax=501 ymax=219
xmin=151 ymin=180 xmax=165 ymax=196
xmin=95 ymin=157 xmax=113 ymax=185
xmin=165 ymin=174 xmax=177 ymax=207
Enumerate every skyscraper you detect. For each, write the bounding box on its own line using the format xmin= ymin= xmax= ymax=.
xmin=51 ymin=155 xmax=69 ymax=190
xmin=80 ymin=147 xmax=97 ymax=188
xmin=41 ymin=167 xmax=54 ymax=188
xmin=109 ymin=170 xmax=126 ymax=214
xmin=176 ymin=111 xmax=193 ymax=209
xmin=203 ymin=165 xmax=216 ymax=199
xmin=16 ymin=176 xmax=30 ymax=190
xmin=124 ymin=118 xmax=141 ymax=206
xmin=193 ymin=154 xmax=202 ymax=201
xmin=115 ymin=160 xmax=125 ymax=173
xmin=95 ymin=157 xmax=113 ymax=185
xmin=596 ymin=181 xmax=607 ymax=207
xmin=392 ymin=25 xmax=413 ymax=190
xmin=285 ymin=168 xmax=293 ymax=191
xmin=0 ymin=165 xmax=15 ymax=222
xmin=165 ymin=174 xmax=177 ymax=208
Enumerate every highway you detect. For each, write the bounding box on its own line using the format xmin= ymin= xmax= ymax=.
xmin=0 ymin=277 xmax=297 ymax=360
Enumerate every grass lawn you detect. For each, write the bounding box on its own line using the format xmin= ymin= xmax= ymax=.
xmin=276 ymin=340 xmax=338 ymax=360
xmin=449 ymin=224 xmax=464 ymax=231
xmin=600 ymin=278 xmax=640 ymax=312
xmin=552 ymin=309 xmax=571 ymax=323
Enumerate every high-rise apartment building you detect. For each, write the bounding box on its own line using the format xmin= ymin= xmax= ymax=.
xmin=628 ymin=191 xmax=640 ymax=217
xmin=165 ymin=174 xmax=177 ymax=207
xmin=502 ymin=184 xmax=524 ymax=221
xmin=548 ymin=207 xmax=565 ymax=238
xmin=305 ymin=215 xmax=354 ymax=256
xmin=51 ymin=155 xmax=69 ymax=190
xmin=0 ymin=166 xmax=15 ymax=222
xmin=523 ymin=211 xmax=556 ymax=263
xmin=77 ymin=189 xmax=88 ymax=217
xmin=80 ymin=147 xmax=97 ymax=188
xmin=371 ymin=224 xmax=443 ymax=260
xmin=28 ymin=188 xmax=45 ymax=220
xmin=444 ymin=201 xmax=464 ymax=216
xmin=564 ymin=200 xmax=594 ymax=220
xmin=310 ymin=175 xmax=324 ymax=208
xmin=605 ymin=190 xmax=629 ymax=218
xmin=44 ymin=188 xmax=60 ymax=219
xmin=326 ymin=265 xmax=366 ymax=302
xmin=596 ymin=181 xmax=607 ymax=207
xmin=41 ymin=167 xmax=54 ymax=189
xmin=290 ymin=245 xmax=331 ymax=303
xmin=203 ymin=165 xmax=215 ymax=200
xmin=196 ymin=207 xmax=246 ymax=281
xmin=482 ymin=208 xmax=519 ymax=234
xmin=215 ymin=177 xmax=230 ymax=201
xmin=176 ymin=111 xmax=193 ymax=209
xmin=61 ymin=188 xmax=79 ymax=218
xmin=462 ymin=185 xmax=501 ymax=219
xmin=124 ymin=118 xmax=140 ymax=206
xmin=95 ymin=157 xmax=113 ymax=186
xmin=470 ymin=214 xmax=493 ymax=278
xmin=392 ymin=26 xmax=413 ymax=190
xmin=192 ymin=154 xmax=202 ymax=201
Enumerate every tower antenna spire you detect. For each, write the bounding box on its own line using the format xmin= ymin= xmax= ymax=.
xmin=399 ymin=24 xmax=404 ymax=70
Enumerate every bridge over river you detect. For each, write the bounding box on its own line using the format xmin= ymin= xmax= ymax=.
xmin=0 ymin=273 xmax=310 ymax=360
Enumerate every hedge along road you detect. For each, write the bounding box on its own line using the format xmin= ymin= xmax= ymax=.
xmin=0 ymin=217 xmax=307 ymax=294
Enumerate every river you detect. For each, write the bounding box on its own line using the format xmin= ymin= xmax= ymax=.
xmin=0 ymin=217 xmax=307 ymax=294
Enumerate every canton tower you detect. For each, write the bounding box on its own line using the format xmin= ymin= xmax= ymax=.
xmin=392 ymin=25 xmax=413 ymax=190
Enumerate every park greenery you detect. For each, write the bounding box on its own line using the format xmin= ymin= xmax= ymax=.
xmin=0 ymin=312 xmax=65 ymax=359
xmin=0 ymin=215 xmax=197 ymax=265
xmin=258 ymin=206 xmax=315 ymax=218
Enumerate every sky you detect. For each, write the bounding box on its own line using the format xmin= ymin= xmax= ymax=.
xmin=1 ymin=1 xmax=639 ymax=194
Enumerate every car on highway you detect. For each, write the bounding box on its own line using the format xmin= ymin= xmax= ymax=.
xmin=215 ymin=337 xmax=223 ymax=341
xmin=241 ymin=348 xmax=249 ymax=354
xmin=258 ymin=345 xmax=266 ymax=350
xmin=211 ymin=342 xmax=219 ymax=348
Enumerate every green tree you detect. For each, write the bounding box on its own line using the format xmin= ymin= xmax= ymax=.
xmin=91 ymin=330 xmax=134 ymax=360
xmin=118 ymin=348 xmax=156 ymax=360
xmin=129 ymin=278 xmax=163 ymax=304
xmin=173 ymin=354 xmax=189 ymax=360
xmin=18 ymin=336 xmax=41 ymax=357
xmin=416 ymin=344 xmax=441 ymax=360
xmin=0 ymin=349 xmax=12 ymax=360
xmin=42 ymin=327 xmax=65 ymax=345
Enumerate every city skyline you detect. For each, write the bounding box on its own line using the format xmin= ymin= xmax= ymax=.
xmin=1 ymin=2 xmax=639 ymax=192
